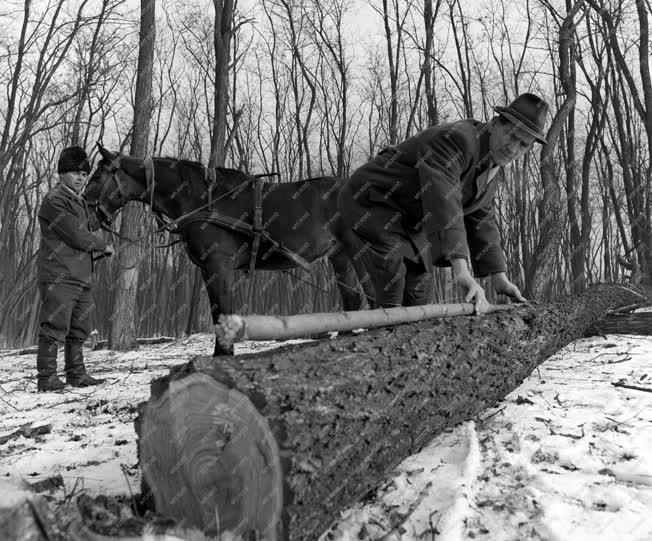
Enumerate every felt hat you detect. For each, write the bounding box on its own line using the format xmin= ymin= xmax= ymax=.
xmin=494 ymin=93 xmax=549 ymax=144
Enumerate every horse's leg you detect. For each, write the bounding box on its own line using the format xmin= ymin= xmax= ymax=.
xmin=199 ymin=258 xmax=237 ymax=356
xmin=349 ymin=251 xmax=376 ymax=309
xmin=184 ymin=225 xmax=245 ymax=356
xmin=328 ymin=248 xmax=366 ymax=312
xmin=331 ymin=217 xmax=376 ymax=310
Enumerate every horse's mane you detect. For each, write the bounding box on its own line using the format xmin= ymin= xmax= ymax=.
xmin=155 ymin=156 xmax=254 ymax=189
xmin=157 ymin=156 xmax=205 ymax=178
xmin=152 ymin=155 xmax=341 ymax=193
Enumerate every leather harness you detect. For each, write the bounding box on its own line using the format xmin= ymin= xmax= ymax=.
xmin=88 ymin=156 xmax=311 ymax=271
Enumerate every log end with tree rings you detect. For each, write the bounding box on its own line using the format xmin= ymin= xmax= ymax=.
xmin=216 ymin=314 xmax=246 ymax=352
xmin=137 ymin=372 xmax=283 ymax=539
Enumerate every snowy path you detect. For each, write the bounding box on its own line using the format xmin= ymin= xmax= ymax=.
xmin=1 ymin=332 xmax=651 ymax=540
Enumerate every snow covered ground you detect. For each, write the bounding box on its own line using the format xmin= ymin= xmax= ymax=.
xmin=1 ymin=329 xmax=651 ymax=541
xmin=325 ymin=334 xmax=652 ymax=541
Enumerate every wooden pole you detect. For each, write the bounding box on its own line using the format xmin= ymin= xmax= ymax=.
xmin=215 ymin=302 xmax=518 ymax=350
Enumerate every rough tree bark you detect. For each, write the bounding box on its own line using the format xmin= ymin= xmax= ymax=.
xmin=135 ymin=282 xmax=650 ymax=540
xmin=109 ymin=0 xmax=156 ymax=349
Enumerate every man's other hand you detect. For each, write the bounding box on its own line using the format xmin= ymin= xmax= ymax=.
xmin=456 ymin=272 xmax=490 ymax=315
xmin=492 ymin=272 xmax=527 ymax=302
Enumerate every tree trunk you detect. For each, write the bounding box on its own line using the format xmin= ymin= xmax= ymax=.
xmin=562 ymin=0 xmax=582 ymax=292
xmin=634 ymin=0 xmax=652 ymax=285
xmin=69 ymin=0 xmax=108 ymax=146
xmin=185 ymin=267 xmax=204 ymax=335
xmin=382 ymin=0 xmax=399 ymax=145
xmin=524 ymin=0 xmax=584 ymax=299
xmin=135 ymin=282 xmax=651 ymax=540
xmin=109 ymin=0 xmax=155 ymax=350
xmin=207 ymin=0 xmax=234 ymax=179
xmin=423 ymin=0 xmax=441 ymax=127
xmin=587 ymin=0 xmax=652 ymax=284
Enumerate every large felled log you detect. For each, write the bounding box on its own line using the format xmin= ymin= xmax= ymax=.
xmin=135 ymin=283 xmax=651 ymax=540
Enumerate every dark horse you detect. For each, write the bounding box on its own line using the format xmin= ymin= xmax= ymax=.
xmin=84 ymin=144 xmax=371 ymax=355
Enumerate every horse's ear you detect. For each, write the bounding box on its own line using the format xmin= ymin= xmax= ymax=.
xmin=96 ymin=142 xmax=113 ymax=161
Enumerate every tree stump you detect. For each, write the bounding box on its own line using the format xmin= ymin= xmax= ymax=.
xmin=136 ymin=283 xmax=651 ymax=540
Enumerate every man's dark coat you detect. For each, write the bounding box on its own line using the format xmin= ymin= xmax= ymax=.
xmin=344 ymin=119 xmax=507 ymax=277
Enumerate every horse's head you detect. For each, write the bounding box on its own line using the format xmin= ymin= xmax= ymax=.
xmin=84 ymin=143 xmax=152 ymax=225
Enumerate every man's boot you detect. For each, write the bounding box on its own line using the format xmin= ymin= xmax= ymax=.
xmin=65 ymin=341 xmax=105 ymax=387
xmin=37 ymin=337 xmax=65 ymax=392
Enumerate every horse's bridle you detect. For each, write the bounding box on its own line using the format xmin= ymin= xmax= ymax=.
xmin=86 ymin=156 xmax=281 ymax=250
xmin=88 ymin=154 xmax=191 ymax=252
xmin=86 ymin=154 xmax=131 ymax=227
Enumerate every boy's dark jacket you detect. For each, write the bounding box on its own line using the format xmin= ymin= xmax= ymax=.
xmin=37 ymin=183 xmax=107 ymax=286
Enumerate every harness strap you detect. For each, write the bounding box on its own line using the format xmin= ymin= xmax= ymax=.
xmin=143 ymin=156 xmax=181 ymax=233
xmin=180 ymin=211 xmax=312 ymax=271
xmin=206 ymin=165 xmax=213 ymax=207
xmin=254 ymin=172 xmax=281 ymax=181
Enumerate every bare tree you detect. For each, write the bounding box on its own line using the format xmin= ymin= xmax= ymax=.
xmin=308 ymin=0 xmax=353 ymax=176
xmin=586 ymin=0 xmax=652 ymax=284
xmin=207 ymin=0 xmax=235 ymax=176
xmin=524 ymin=0 xmax=585 ymax=299
xmin=109 ymin=0 xmax=156 ymax=350
xmin=423 ymin=0 xmax=443 ymax=126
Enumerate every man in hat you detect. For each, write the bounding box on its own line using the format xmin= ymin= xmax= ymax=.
xmin=338 ymin=93 xmax=548 ymax=311
xmin=36 ymin=146 xmax=114 ymax=392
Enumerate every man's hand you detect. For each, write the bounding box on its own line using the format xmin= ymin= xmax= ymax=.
xmin=103 ymin=244 xmax=115 ymax=257
xmin=492 ymin=272 xmax=527 ymax=302
xmin=456 ymin=272 xmax=490 ymax=314
xmin=450 ymin=258 xmax=490 ymax=314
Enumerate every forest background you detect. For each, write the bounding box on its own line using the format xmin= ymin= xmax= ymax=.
xmin=1 ymin=0 xmax=650 ymax=348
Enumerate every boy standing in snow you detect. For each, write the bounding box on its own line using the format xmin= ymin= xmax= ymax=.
xmin=35 ymin=146 xmax=114 ymax=392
